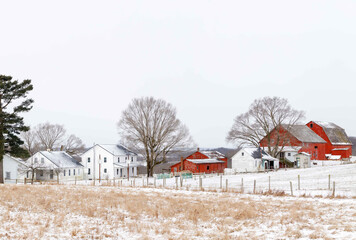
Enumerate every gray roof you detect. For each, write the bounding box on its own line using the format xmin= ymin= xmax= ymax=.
xmin=314 ymin=121 xmax=352 ymax=145
xmin=187 ymin=159 xmax=225 ymax=164
xmin=99 ymin=144 xmax=138 ymax=156
xmin=200 ymin=151 xmax=226 ymax=159
xmin=244 ymin=148 xmax=277 ymax=161
xmin=40 ymin=151 xmax=83 ymax=168
xmin=284 ymin=125 xmax=326 ymax=143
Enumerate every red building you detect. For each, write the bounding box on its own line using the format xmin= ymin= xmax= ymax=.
xmin=306 ymin=121 xmax=352 ymax=159
xmin=170 ymin=149 xmax=228 ymax=174
xmin=260 ymin=121 xmax=353 ymax=161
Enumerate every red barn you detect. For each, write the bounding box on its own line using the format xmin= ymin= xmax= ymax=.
xmin=260 ymin=121 xmax=353 ymax=161
xmin=170 ymin=149 xmax=228 ymax=174
xmin=260 ymin=124 xmax=327 ymax=161
xmin=306 ymin=121 xmax=352 ymax=159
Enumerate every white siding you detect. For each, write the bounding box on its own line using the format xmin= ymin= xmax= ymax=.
xmin=231 ymin=149 xmax=261 ymax=173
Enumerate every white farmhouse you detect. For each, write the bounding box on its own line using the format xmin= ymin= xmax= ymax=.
xmin=81 ymin=144 xmax=139 ymax=180
xmin=231 ymin=147 xmax=279 ymax=173
xmin=28 ymin=151 xmax=84 ymax=181
xmin=2 ymin=155 xmax=27 ymax=183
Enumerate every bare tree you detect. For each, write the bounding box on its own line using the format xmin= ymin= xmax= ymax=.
xmin=118 ymin=97 xmax=193 ymax=176
xmin=35 ymin=122 xmax=66 ymax=151
xmin=64 ymin=134 xmax=85 ymax=155
xmin=226 ymin=96 xmax=305 ymax=158
xmin=18 ymin=158 xmax=47 ymax=184
xmin=20 ymin=129 xmax=41 ymax=156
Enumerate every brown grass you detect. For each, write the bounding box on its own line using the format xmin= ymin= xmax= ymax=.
xmin=0 ymin=184 xmax=355 ymax=239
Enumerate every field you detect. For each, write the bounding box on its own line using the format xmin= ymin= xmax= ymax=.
xmin=0 ymin=184 xmax=356 ymax=240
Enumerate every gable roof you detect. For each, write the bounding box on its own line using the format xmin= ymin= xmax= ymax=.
xmin=313 ymin=121 xmax=352 ymax=145
xmin=200 ymin=151 xmax=226 ymax=159
xmin=284 ymin=125 xmax=326 ymax=143
xmin=243 ymin=148 xmax=277 ymax=161
xmin=187 ymin=159 xmax=225 ymax=164
xmin=99 ymin=144 xmax=138 ymax=156
xmin=40 ymin=151 xmax=83 ymax=168
xmin=4 ymin=154 xmax=27 ymax=166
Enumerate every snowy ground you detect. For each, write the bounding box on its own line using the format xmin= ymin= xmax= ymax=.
xmin=0 ymin=184 xmax=355 ymax=239
xmin=129 ymin=163 xmax=355 ymax=197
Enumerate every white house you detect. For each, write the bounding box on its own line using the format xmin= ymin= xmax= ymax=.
xmin=27 ymin=151 xmax=84 ymax=181
xmin=231 ymin=147 xmax=279 ymax=173
xmin=2 ymin=154 xmax=27 ymax=183
xmin=81 ymin=144 xmax=139 ymax=180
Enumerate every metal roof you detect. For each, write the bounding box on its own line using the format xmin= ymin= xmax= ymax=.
xmin=285 ymin=125 xmax=326 ymax=143
xmin=314 ymin=121 xmax=352 ymax=145
xmin=40 ymin=151 xmax=83 ymax=168
xmin=187 ymin=159 xmax=225 ymax=164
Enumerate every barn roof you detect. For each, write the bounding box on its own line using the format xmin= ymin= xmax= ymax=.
xmin=284 ymin=125 xmax=326 ymax=143
xmin=313 ymin=121 xmax=352 ymax=145
xmin=99 ymin=144 xmax=138 ymax=156
xmin=187 ymin=159 xmax=225 ymax=164
xmin=40 ymin=151 xmax=83 ymax=168
xmin=200 ymin=151 xmax=226 ymax=159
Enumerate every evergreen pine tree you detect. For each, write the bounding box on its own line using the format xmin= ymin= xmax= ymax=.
xmin=0 ymin=75 xmax=33 ymax=183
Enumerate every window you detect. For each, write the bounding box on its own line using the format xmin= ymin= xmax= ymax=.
xmin=288 ymin=153 xmax=291 ymax=157
xmin=197 ymin=166 xmax=199 ymax=170
xmin=117 ymin=169 xmax=119 ymax=175
xmin=242 ymin=152 xmax=244 ymax=156
xmin=88 ymin=157 xmax=91 ymax=163
xmin=125 ymin=157 xmax=127 ymax=160
xmin=88 ymin=168 xmax=91 ymax=175
xmin=64 ymin=170 xmax=66 ymax=176
xmin=74 ymin=169 xmax=76 ymax=176
xmin=27 ymin=172 xmax=29 ymax=178
xmin=104 ymin=157 xmax=107 ymax=163
xmin=132 ymin=168 xmax=134 ymax=174
xmin=104 ymin=168 xmax=107 ymax=173
xmin=40 ymin=170 xmax=44 ymax=177
xmin=120 ymin=168 xmax=122 ymax=177
xmin=41 ymin=158 xmax=44 ymax=164
xmin=5 ymin=172 xmax=10 ymax=180
xmin=131 ymin=157 xmax=133 ymax=162
xmin=207 ymin=166 xmax=210 ymax=170
xmin=34 ymin=158 xmax=38 ymax=163
xmin=310 ymin=124 xmax=313 ymax=128
xmin=69 ymin=170 xmax=71 ymax=176
xmin=118 ymin=157 xmax=120 ymax=162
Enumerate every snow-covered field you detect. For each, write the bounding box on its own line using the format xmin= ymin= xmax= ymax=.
xmin=0 ymin=184 xmax=355 ymax=240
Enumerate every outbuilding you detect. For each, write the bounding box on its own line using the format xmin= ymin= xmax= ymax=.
xmin=2 ymin=155 xmax=26 ymax=183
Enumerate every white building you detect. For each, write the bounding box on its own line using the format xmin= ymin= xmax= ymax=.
xmin=231 ymin=147 xmax=279 ymax=173
xmin=2 ymin=155 xmax=27 ymax=183
xmin=27 ymin=151 xmax=84 ymax=181
xmin=294 ymin=152 xmax=311 ymax=168
xmin=81 ymin=144 xmax=139 ymax=180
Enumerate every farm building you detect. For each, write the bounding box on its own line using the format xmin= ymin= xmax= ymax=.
xmin=170 ymin=149 xmax=227 ymax=174
xmin=294 ymin=152 xmax=311 ymax=168
xmin=260 ymin=121 xmax=353 ymax=163
xmin=81 ymin=144 xmax=140 ymax=180
xmin=306 ymin=121 xmax=352 ymax=159
xmin=231 ymin=147 xmax=279 ymax=173
xmin=2 ymin=155 xmax=27 ymax=183
xmin=27 ymin=151 xmax=84 ymax=181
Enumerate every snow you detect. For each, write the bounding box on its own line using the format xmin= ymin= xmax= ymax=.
xmin=187 ymin=159 xmax=225 ymax=164
xmin=39 ymin=151 xmax=83 ymax=168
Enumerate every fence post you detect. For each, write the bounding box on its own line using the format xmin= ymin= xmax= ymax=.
xmin=180 ymin=175 xmax=183 ymax=187
xmin=24 ymin=178 xmax=26 ymax=184
xmin=133 ymin=179 xmax=136 ymax=187
xmin=332 ymin=181 xmax=335 ymax=197
xmin=75 ymin=177 xmax=77 ymax=185
xmin=57 ymin=175 xmax=59 ymax=185
xmin=220 ymin=175 xmax=222 ymax=189
xmin=142 ymin=176 xmax=144 ymax=187
xmin=298 ymin=175 xmax=300 ymax=190
xmin=120 ymin=180 xmax=122 ymax=187
xmin=290 ymin=181 xmax=293 ymax=196
xmin=253 ymin=180 xmax=256 ymax=194
xmin=241 ymin=178 xmax=244 ymax=193
xmin=163 ymin=178 xmax=166 ymax=188
xmin=226 ymin=179 xmax=228 ymax=191
xmin=175 ymin=177 xmax=178 ymax=189
xmin=199 ymin=176 xmax=202 ymax=190
xmin=154 ymin=177 xmax=156 ymax=188
xmin=113 ymin=177 xmax=115 ymax=186
xmin=268 ymin=176 xmax=271 ymax=191
xmin=328 ymin=174 xmax=331 ymax=190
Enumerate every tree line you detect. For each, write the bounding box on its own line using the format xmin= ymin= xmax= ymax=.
xmin=0 ymin=74 xmax=305 ymax=183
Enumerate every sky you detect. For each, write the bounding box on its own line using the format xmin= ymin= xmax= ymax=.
xmin=1 ymin=0 xmax=356 ymax=148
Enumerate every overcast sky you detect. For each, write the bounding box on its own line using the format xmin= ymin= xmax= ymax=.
xmin=1 ymin=1 xmax=356 ymax=148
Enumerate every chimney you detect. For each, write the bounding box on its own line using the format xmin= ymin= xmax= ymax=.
xmin=47 ymin=148 xmax=51 ymax=152
xmin=60 ymin=145 xmax=64 ymax=151
xmin=180 ymin=157 xmax=184 ymax=171
xmin=197 ymin=147 xmax=200 ymax=152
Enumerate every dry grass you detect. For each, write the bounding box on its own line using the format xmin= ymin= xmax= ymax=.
xmin=0 ymin=185 xmax=355 ymax=239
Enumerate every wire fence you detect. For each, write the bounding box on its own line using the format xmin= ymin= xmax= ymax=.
xmin=9 ymin=172 xmax=356 ymax=198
